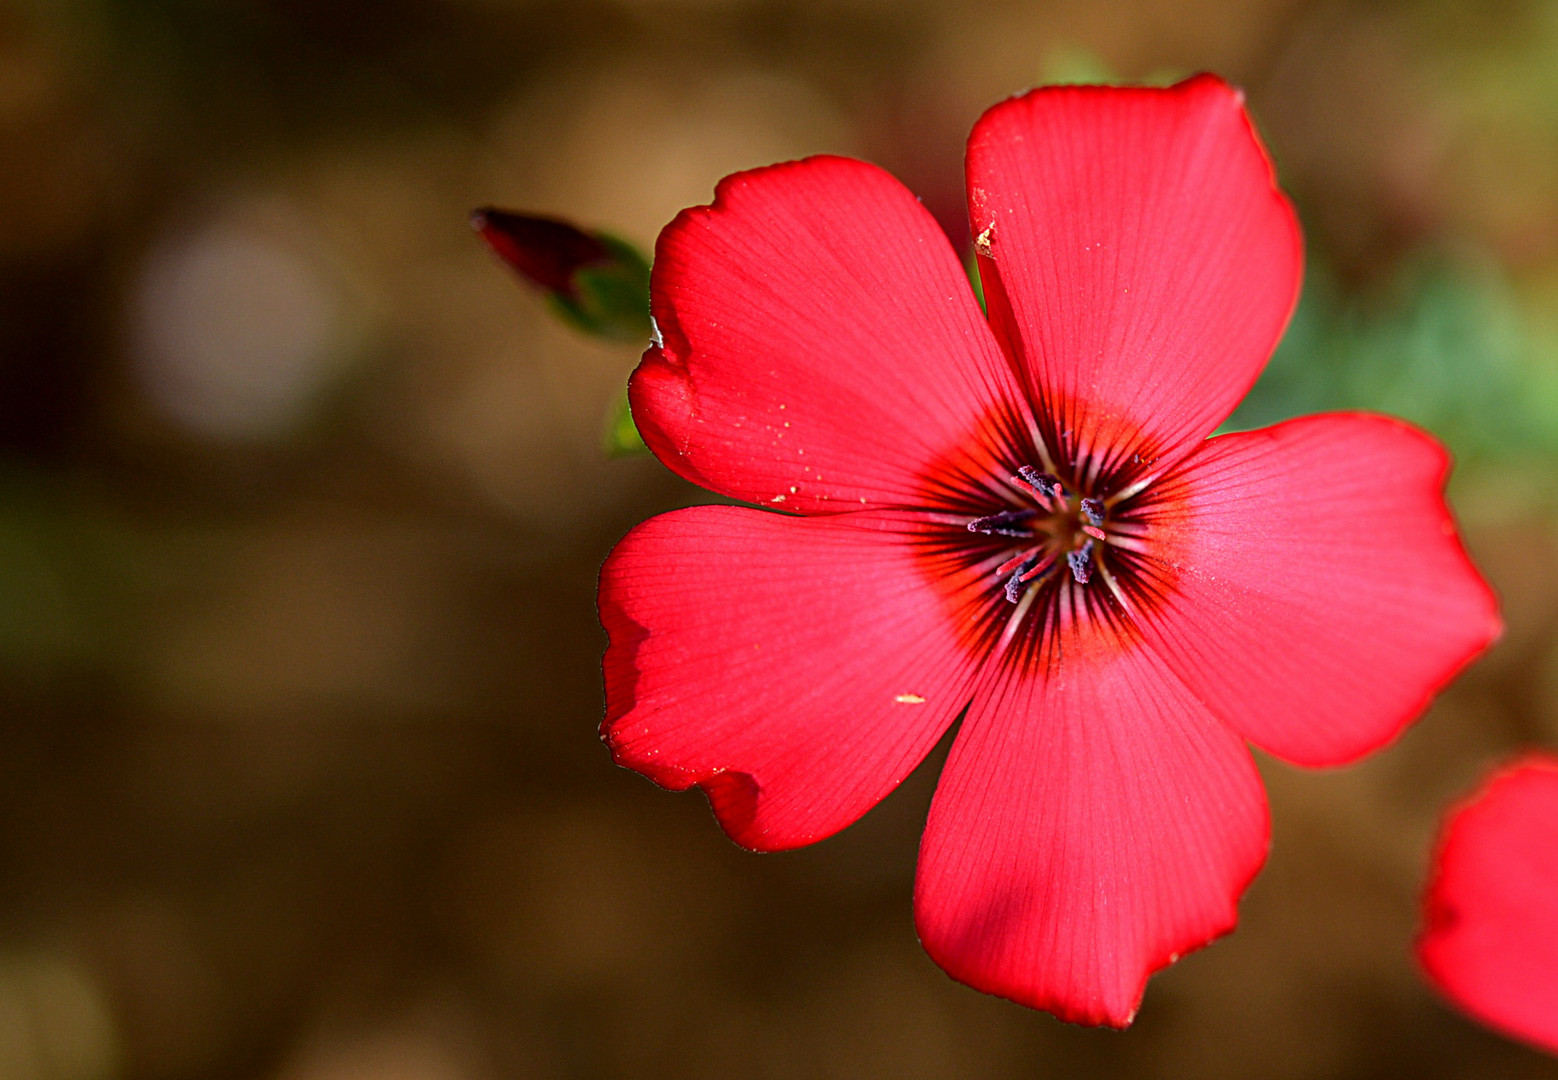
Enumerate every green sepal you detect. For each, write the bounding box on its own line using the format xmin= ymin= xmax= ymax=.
xmin=548 ymin=234 xmax=652 ymax=343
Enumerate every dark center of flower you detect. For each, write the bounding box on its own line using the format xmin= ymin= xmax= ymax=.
xmin=965 ymin=464 xmax=1147 ymax=607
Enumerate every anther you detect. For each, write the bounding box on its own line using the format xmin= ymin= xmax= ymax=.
xmin=1015 ymin=466 xmax=1064 ymax=499
xmin=967 ymin=508 xmax=1037 ymax=537
xmin=1005 ymin=553 xmax=1040 ymax=603
xmin=1067 ymin=542 xmax=1095 ymax=585
xmin=1080 ymin=498 xmax=1104 ymax=526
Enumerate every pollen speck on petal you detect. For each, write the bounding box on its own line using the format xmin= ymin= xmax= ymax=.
xmin=974 ymin=224 xmax=995 ymax=257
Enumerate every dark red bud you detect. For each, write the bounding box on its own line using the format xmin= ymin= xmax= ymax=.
xmin=470 ymin=208 xmax=614 ymax=298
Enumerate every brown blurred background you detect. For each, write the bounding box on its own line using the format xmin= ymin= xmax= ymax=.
xmin=2 ymin=0 xmax=1558 ymax=1076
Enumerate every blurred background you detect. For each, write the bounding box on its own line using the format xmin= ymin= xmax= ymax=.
xmin=1 ymin=0 xmax=1557 ymax=1077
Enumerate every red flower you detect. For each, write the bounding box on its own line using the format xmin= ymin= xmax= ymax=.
xmin=1418 ymin=755 xmax=1558 ymax=1055
xmin=599 ymin=75 xmax=1500 ymax=1026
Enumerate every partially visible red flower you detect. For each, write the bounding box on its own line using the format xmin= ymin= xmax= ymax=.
xmin=599 ymin=75 xmax=1501 ymax=1026
xmin=1418 ymin=755 xmax=1558 ymax=1055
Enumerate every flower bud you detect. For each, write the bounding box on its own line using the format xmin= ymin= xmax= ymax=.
xmin=471 ymin=208 xmax=651 ymax=343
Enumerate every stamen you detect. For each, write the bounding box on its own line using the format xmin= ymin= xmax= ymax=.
xmin=995 ymin=549 xmax=1038 ymax=577
xmin=967 ymin=508 xmax=1036 ymax=537
xmin=1004 ymin=553 xmax=1041 ymax=603
xmin=972 ymin=456 xmax=1138 ymax=608
xmin=1015 ymin=465 xmax=1064 ymax=500
xmin=1008 ymin=473 xmax=1042 ymax=498
xmin=967 ymin=548 xmax=1025 ymax=577
xmin=1019 ymin=553 xmax=1056 ymax=582
xmin=1067 ymin=541 xmax=1095 ymax=585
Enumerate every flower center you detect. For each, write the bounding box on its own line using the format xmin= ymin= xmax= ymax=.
xmin=966 ymin=465 xmax=1140 ymax=604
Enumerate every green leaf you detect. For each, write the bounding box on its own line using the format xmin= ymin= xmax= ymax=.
xmin=964 ymin=250 xmax=986 ymax=313
xmin=1225 ymin=256 xmax=1558 ymax=466
xmin=603 ymin=388 xmax=649 ymax=457
xmin=1040 ymin=45 xmax=1118 ymax=86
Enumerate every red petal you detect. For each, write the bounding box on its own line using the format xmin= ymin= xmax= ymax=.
xmin=1130 ymin=413 xmax=1500 ymax=767
xmin=966 ymin=75 xmax=1302 ymax=474
xmin=1418 ymin=756 xmax=1558 ymax=1056
xmin=632 ymin=156 xmax=1025 ymax=513
xmin=913 ymin=630 xmax=1269 ymax=1027
xmin=600 ymin=506 xmax=980 ymax=851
